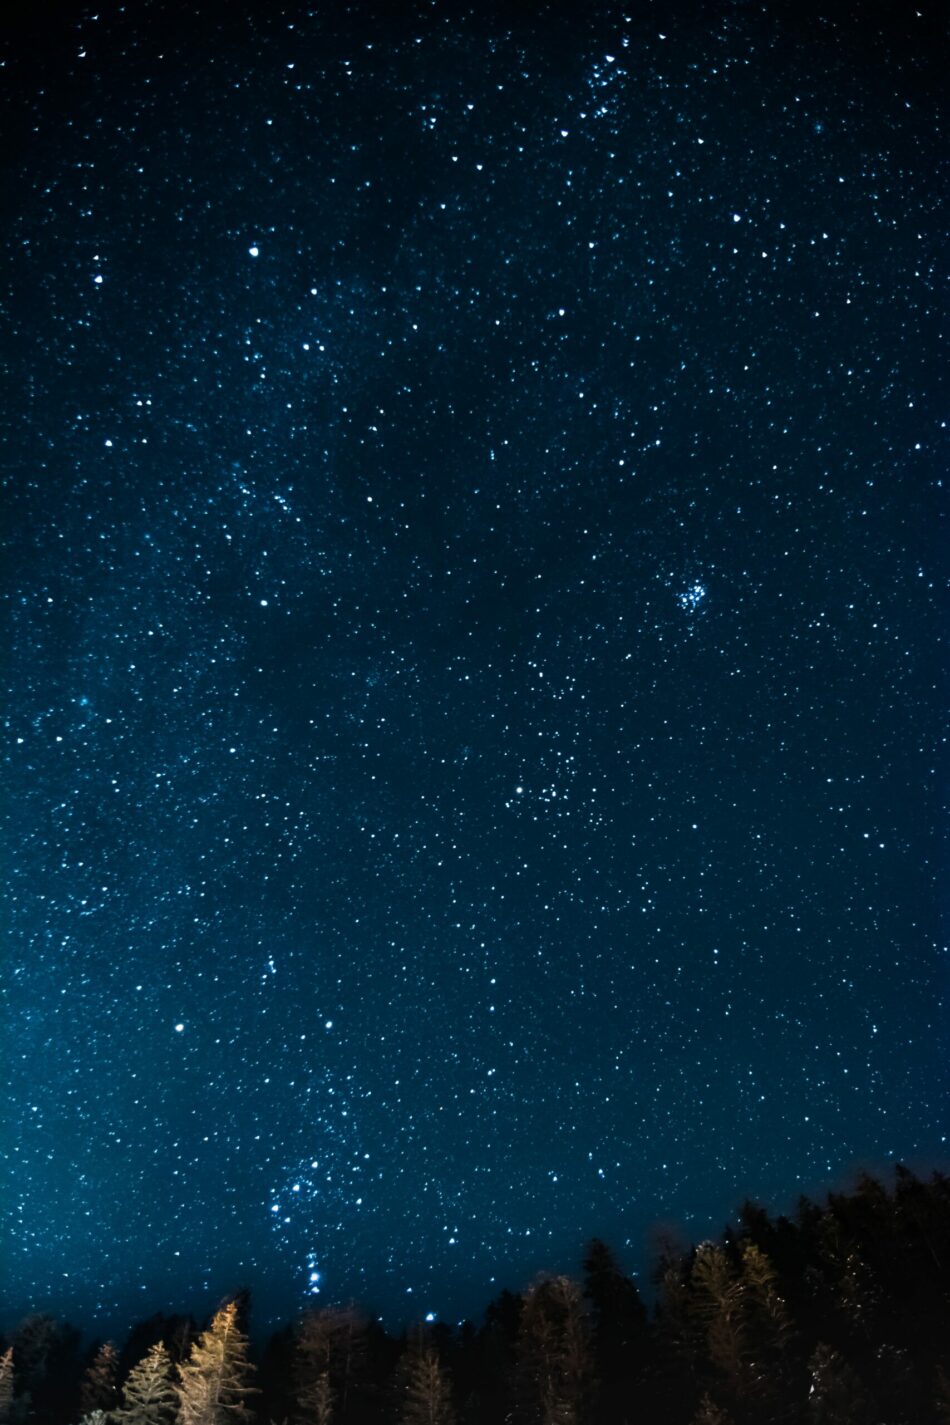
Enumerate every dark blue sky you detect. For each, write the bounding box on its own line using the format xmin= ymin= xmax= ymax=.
xmin=3 ymin=0 xmax=946 ymax=1338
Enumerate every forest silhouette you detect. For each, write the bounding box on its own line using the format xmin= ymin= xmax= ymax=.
xmin=4 ymin=1165 xmax=949 ymax=1424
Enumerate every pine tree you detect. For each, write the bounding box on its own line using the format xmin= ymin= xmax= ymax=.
xmin=116 ymin=1344 xmax=177 ymax=1425
xmin=294 ymin=1307 xmax=367 ymax=1422
xmin=689 ymin=1245 xmax=748 ymax=1398
xmin=935 ymin=1363 xmax=950 ymax=1425
xmin=690 ymin=1394 xmax=734 ymax=1425
xmin=516 ymin=1276 xmax=593 ymax=1425
xmin=306 ymin=1374 xmax=333 ymax=1425
xmin=176 ymin=1302 xmax=258 ymax=1425
xmin=740 ymin=1242 xmax=794 ymax=1354
xmin=12 ymin=1317 xmax=57 ymax=1397
xmin=807 ymin=1343 xmax=872 ymax=1425
xmin=836 ymin=1251 xmax=881 ymax=1346
xmin=12 ymin=1314 xmax=81 ymax=1425
xmin=79 ymin=1411 xmax=109 ymax=1425
xmin=739 ymin=1240 xmax=796 ymax=1416
xmin=395 ymin=1344 xmax=455 ymax=1425
xmin=582 ymin=1237 xmax=647 ymax=1410
xmin=0 ymin=1349 xmax=13 ymax=1425
xmin=80 ymin=1344 xmax=120 ymax=1418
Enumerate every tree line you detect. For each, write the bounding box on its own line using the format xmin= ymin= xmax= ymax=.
xmin=3 ymin=1164 xmax=950 ymax=1424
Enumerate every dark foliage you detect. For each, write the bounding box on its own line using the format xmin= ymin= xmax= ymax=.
xmin=4 ymin=1167 xmax=949 ymax=1425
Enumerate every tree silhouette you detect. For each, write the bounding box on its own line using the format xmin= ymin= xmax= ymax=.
xmin=80 ymin=1345 xmax=119 ymax=1419
xmin=582 ymin=1237 xmax=647 ymax=1420
xmin=294 ymin=1306 xmax=368 ymax=1423
xmin=516 ymin=1275 xmax=593 ymax=1425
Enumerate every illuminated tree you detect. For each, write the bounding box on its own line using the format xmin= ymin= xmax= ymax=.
xmin=395 ymin=1340 xmax=455 ymax=1425
xmin=307 ymin=1373 xmax=333 ymax=1425
xmin=690 ymin=1245 xmax=748 ymax=1398
xmin=116 ymin=1343 xmax=177 ymax=1425
xmin=176 ymin=1302 xmax=258 ymax=1425
xmin=0 ymin=1350 xmax=13 ymax=1425
xmin=78 ymin=1411 xmax=109 ymax=1425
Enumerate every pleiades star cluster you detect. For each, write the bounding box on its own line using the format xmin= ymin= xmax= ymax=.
xmin=2 ymin=1 xmax=946 ymax=1337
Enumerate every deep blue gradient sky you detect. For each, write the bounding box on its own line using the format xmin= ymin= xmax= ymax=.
xmin=2 ymin=0 xmax=947 ymax=1338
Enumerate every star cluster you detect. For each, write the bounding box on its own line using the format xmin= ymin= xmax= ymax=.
xmin=2 ymin=2 xmax=945 ymax=1335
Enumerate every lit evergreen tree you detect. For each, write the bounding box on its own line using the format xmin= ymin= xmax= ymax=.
xmin=690 ymin=1245 xmax=748 ymax=1399
xmin=176 ymin=1302 xmax=258 ymax=1425
xmin=116 ymin=1343 xmax=177 ymax=1425
xmin=395 ymin=1342 xmax=455 ymax=1425
xmin=0 ymin=1349 xmax=13 ymax=1425
xmin=80 ymin=1344 xmax=120 ymax=1419
xmin=305 ymin=1373 xmax=333 ymax=1425
xmin=79 ymin=1411 xmax=109 ymax=1425
xmin=739 ymin=1240 xmax=796 ymax=1417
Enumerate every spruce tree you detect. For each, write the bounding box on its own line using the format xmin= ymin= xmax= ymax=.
xmin=80 ymin=1344 xmax=120 ymax=1419
xmin=935 ymin=1363 xmax=950 ymax=1425
xmin=306 ymin=1373 xmax=333 ymax=1425
xmin=689 ymin=1245 xmax=748 ymax=1399
xmin=582 ymin=1237 xmax=647 ymax=1416
xmin=395 ymin=1344 xmax=455 ymax=1425
xmin=116 ymin=1344 xmax=177 ymax=1425
xmin=516 ymin=1275 xmax=593 ymax=1425
xmin=294 ymin=1307 xmax=367 ymax=1423
xmin=807 ymin=1343 xmax=872 ymax=1425
xmin=79 ymin=1411 xmax=109 ymax=1425
xmin=0 ymin=1349 xmax=13 ymax=1425
xmin=739 ymin=1241 xmax=796 ymax=1417
xmin=176 ymin=1302 xmax=258 ymax=1425
xmin=690 ymin=1394 xmax=734 ymax=1425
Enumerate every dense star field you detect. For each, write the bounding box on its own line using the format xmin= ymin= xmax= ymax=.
xmin=2 ymin=1 xmax=946 ymax=1338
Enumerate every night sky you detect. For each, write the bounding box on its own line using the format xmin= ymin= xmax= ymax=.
xmin=3 ymin=1 xmax=947 ymax=1340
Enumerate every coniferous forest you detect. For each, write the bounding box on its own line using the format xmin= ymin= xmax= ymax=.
xmin=4 ymin=1167 xmax=950 ymax=1425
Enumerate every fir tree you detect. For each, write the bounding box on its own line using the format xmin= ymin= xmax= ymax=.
xmin=116 ymin=1344 xmax=177 ymax=1425
xmin=690 ymin=1394 xmax=734 ymax=1425
xmin=0 ymin=1349 xmax=13 ymax=1425
xmin=305 ymin=1374 xmax=333 ymax=1425
xmin=176 ymin=1302 xmax=258 ymax=1425
xmin=516 ymin=1276 xmax=593 ymax=1425
xmin=294 ymin=1307 xmax=368 ymax=1423
xmin=80 ymin=1345 xmax=120 ymax=1419
xmin=394 ymin=1343 xmax=455 ymax=1425
xmin=807 ymin=1343 xmax=872 ymax=1425
xmin=582 ymin=1237 xmax=647 ymax=1412
xmin=935 ymin=1363 xmax=950 ymax=1425
xmin=739 ymin=1240 xmax=797 ymax=1417
xmin=79 ymin=1411 xmax=109 ymax=1425
xmin=689 ymin=1244 xmax=748 ymax=1398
